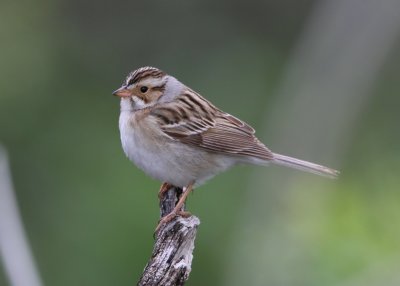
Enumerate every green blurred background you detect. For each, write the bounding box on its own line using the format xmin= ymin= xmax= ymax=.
xmin=1 ymin=0 xmax=400 ymax=285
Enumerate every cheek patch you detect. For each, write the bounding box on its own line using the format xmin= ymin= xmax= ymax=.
xmin=136 ymin=93 xmax=149 ymax=104
xmin=148 ymin=90 xmax=163 ymax=103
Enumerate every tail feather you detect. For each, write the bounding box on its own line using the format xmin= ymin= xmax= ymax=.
xmin=272 ymin=153 xmax=339 ymax=179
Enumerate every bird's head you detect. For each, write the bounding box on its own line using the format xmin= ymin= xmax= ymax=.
xmin=113 ymin=66 xmax=172 ymax=110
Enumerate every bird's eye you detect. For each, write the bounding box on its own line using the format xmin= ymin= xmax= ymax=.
xmin=140 ymin=86 xmax=148 ymax=93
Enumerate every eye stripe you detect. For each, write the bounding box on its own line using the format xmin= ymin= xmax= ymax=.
xmin=152 ymin=84 xmax=166 ymax=92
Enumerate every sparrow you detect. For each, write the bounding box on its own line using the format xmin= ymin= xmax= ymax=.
xmin=113 ymin=66 xmax=339 ymax=230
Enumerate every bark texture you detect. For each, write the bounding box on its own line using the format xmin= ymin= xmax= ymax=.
xmin=138 ymin=186 xmax=200 ymax=286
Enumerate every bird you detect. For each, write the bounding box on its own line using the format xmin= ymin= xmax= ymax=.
xmin=113 ymin=66 xmax=339 ymax=230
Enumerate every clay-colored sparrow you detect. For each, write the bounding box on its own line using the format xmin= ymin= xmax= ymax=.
xmin=114 ymin=66 xmax=339 ymax=228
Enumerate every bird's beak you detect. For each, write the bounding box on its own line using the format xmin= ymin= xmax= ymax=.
xmin=113 ymin=86 xmax=132 ymax=97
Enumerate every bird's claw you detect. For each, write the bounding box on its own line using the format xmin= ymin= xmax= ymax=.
xmin=154 ymin=210 xmax=192 ymax=237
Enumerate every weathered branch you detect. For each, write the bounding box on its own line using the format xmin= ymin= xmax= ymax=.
xmin=138 ymin=186 xmax=200 ymax=286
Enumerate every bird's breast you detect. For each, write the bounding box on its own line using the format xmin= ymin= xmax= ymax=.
xmin=119 ymin=111 xmax=188 ymax=185
xmin=118 ymin=111 xmax=236 ymax=187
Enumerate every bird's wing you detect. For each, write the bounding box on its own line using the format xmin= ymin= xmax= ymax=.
xmin=150 ymin=90 xmax=273 ymax=161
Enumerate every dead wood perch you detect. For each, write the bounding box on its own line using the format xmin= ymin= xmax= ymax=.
xmin=138 ymin=186 xmax=200 ymax=286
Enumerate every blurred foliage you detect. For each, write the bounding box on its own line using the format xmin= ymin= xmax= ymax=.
xmin=1 ymin=0 xmax=399 ymax=285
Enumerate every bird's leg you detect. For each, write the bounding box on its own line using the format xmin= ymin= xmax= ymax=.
xmin=155 ymin=182 xmax=194 ymax=234
xmin=158 ymin=182 xmax=172 ymax=200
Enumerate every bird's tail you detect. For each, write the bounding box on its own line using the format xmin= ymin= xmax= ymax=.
xmin=272 ymin=153 xmax=339 ymax=179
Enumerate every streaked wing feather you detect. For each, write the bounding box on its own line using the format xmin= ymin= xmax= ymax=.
xmin=151 ymin=92 xmax=273 ymax=161
xmin=220 ymin=113 xmax=255 ymax=135
xmin=179 ymin=117 xmax=273 ymax=160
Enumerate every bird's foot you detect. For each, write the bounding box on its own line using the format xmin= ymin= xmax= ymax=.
xmin=154 ymin=210 xmax=192 ymax=235
xmin=154 ymin=181 xmax=194 ymax=238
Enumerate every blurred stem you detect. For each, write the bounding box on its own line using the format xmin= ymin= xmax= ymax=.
xmin=0 ymin=146 xmax=43 ymax=286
